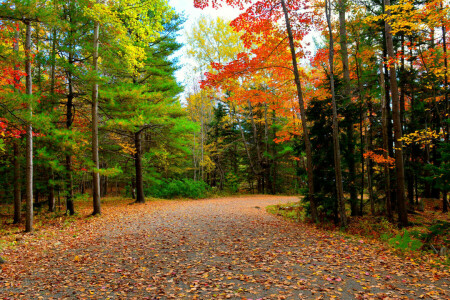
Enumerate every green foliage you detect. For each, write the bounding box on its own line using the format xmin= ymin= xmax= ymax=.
xmin=388 ymin=229 xmax=424 ymax=252
xmin=409 ymin=221 xmax=450 ymax=250
xmin=147 ymin=179 xmax=210 ymax=199
xmin=303 ymin=96 xmax=337 ymax=221
xmin=73 ymin=193 xmax=90 ymax=202
xmin=225 ymin=172 xmax=240 ymax=193
xmin=266 ymin=202 xmax=304 ymax=222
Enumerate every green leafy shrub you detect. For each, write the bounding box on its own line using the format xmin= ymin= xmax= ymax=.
xmin=266 ymin=202 xmax=304 ymax=221
xmin=147 ymin=179 xmax=210 ymax=199
xmin=225 ymin=172 xmax=240 ymax=193
xmin=389 ymin=229 xmax=424 ymax=251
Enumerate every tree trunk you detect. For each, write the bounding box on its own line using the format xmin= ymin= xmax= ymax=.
xmin=380 ymin=59 xmax=392 ymax=220
xmin=131 ymin=176 xmax=136 ymax=199
xmin=13 ymin=140 xmax=21 ymax=224
xmin=385 ymin=0 xmax=408 ymax=227
xmin=66 ymin=67 xmax=75 ymax=215
xmin=134 ymin=131 xmax=145 ymax=203
xmin=25 ymin=21 xmax=33 ymax=233
xmin=280 ymin=0 xmax=318 ymax=222
xmin=326 ymin=0 xmax=347 ymax=227
xmin=442 ymin=4 xmax=448 ymax=213
xmin=355 ymin=39 xmax=366 ymax=216
xmin=48 ymin=170 xmax=55 ymax=212
xmin=92 ymin=19 xmax=101 ymax=215
xmin=338 ymin=0 xmax=358 ymax=216
xmin=13 ymin=26 xmax=21 ymax=225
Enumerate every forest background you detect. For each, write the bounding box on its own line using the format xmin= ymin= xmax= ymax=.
xmin=0 ymin=0 xmax=448 ymax=246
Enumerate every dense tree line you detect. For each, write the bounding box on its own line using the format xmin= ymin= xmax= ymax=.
xmin=0 ymin=0 xmax=194 ymax=231
xmin=0 ymin=0 xmax=448 ymax=231
xmin=191 ymin=0 xmax=449 ymax=227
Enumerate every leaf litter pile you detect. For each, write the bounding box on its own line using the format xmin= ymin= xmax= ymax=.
xmin=0 ymin=195 xmax=448 ymax=299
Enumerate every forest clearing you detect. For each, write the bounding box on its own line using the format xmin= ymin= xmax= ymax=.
xmin=0 ymin=0 xmax=449 ymax=298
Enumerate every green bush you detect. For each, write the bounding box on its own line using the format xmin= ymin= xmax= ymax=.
xmin=389 ymin=229 xmax=423 ymax=251
xmin=147 ymin=179 xmax=210 ymax=199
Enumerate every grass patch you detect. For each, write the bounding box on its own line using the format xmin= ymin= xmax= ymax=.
xmin=266 ymin=202 xmax=304 ymax=222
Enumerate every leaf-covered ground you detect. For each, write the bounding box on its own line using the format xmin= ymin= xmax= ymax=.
xmin=1 ymin=196 xmax=449 ymax=299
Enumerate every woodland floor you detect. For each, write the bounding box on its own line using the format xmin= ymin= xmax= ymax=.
xmin=0 ymin=195 xmax=449 ymax=299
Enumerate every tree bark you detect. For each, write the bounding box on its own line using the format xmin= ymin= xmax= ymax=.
xmin=134 ymin=131 xmax=145 ymax=203
xmin=442 ymin=3 xmax=448 ymax=213
xmin=25 ymin=21 xmax=33 ymax=233
xmin=380 ymin=59 xmax=392 ymax=220
xmin=91 ymin=18 xmax=101 ymax=215
xmin=338 ymin=0 xmax=358 ymax=216
xmin=13 ymin=26 xmax=21 ymax=224
xmin=280 ymin=0 xmax=318 ymax=222
xmin=66 ymin=65 xmax=75 ymax=215
xmin=48 ymin=170 xmax=55 ymax=212
xmin=384 ymin=0 xmax=408 ymax=227
xmin=326 ymin=0 xmax=347 ymax=227
xmin=13 ymin=140 xmax=21 ymax=224
xmin=355 ymin=39 xmax=366 ymax=216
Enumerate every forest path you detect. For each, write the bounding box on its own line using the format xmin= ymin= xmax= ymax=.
xmin=1 ymin=195 xmax=448 ymax=299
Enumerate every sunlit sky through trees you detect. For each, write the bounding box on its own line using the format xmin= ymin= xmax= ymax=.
xmin=169 ymin=0 xmax=318 ymax=101
xmin=169 ymin=0 xmax=241 ymax=95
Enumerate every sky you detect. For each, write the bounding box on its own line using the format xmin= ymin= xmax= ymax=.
xmin=167 ymin=1 xmax=319 ymax=100
xmin=168 ymin=0 xmax=243 ymax=95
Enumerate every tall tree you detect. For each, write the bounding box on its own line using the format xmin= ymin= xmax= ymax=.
xmin=325 ymin=0 xmax=347 ymax=227
xmin=384 ymin=0 xmax=408 ymax=227
xmin=91 ymin=6 xmax=101 ymax=215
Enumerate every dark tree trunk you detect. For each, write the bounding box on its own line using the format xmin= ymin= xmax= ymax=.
xmin=326 ymin=0 xmax=347 ymax=227
xmin=25 ymin=21 xmax=33 ymax=233
xmin=13 ymin=27 xmax=21 ymax=224
xmin=91 ymin=18 xmax=101 ymax=215
xmin=380 ymin=60 xmax=392 ymax=220
xmin=280 ymin=0 xmax=318 ymax=222
xmin=134 ymin=131 xmax=145 ymax=203
xmin=66 ymin=73 xmax=75 ymax=215
xmin=385 ymin=0 xmax=408 ymax=227
xmin=13 ymin=140 xmax=21 ymax=224
xmin=442 ymin=4 xmax=448 ymax=213
xmin=48 ymin=170 xmax=55 ymax=212
xmin=338 ymin=0 xmax=357 ymax=217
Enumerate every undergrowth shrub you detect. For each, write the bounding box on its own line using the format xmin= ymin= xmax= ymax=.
xmin=147 ymin=179 xmax=210 ymax=199
xmin=388 ymin=229 xmax=424 ymax=251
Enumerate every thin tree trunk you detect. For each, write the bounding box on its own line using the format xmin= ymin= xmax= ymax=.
xmin=338 ymin=0 xmax=358 ymax=216
xmin=13 ymin=140 xmax=21 ymax=224
xmin=380 ymin=60 xmax=392 ymax=220
xmin=385 ymin=0 xmax=408 ymax=227
xmin=48 ymin=26 xmax=57 ymax=214
xmin=66 ymin=65 xmax=75 ymax=215
xmin=355 ymin=40 xmax=366 ymax=215
xmin=25 ymin=21 xmax=33 ymax=233
xmin=442 ymin=3 xmax=448 ymax=213
xmin=92 ymin=18 xmax=101 ymax=215
xmin=280 ymin=0 xmax=318 ymax=222
xmin=50 ymin=28 xmax=57 ymax=100
xmin=13 ymin=26 xmax=21 ymax=224
xmin=48 ymin=170 xmax=55 ymax=212
xmin=131 ymin=176 xmax=136 ymax=200
xmin=326 ymin=0 xmax=347 ymax=227
xmin=134 ymin=131 xmax=145 ymax=203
